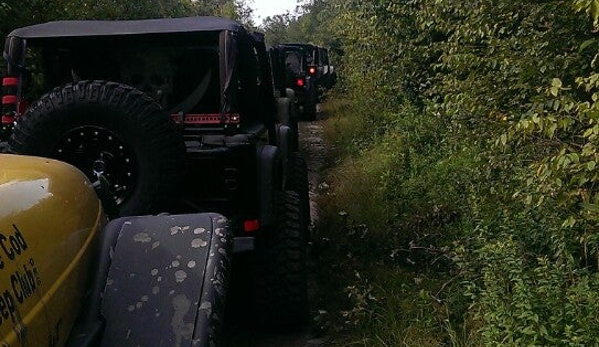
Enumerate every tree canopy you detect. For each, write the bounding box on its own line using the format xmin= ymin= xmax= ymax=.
xmin=0 ymin=0 xmax=254 ymax=40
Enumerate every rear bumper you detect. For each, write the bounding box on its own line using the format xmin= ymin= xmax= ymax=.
xmin=233 ymin=236 xmax=255 ymax=253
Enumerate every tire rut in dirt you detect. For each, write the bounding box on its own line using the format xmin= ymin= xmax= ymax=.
xmin=8 ymin=80 xmax=185 ymax=216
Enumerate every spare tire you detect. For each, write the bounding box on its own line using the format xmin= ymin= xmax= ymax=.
xmin=8 ymin=80 xmax=185 ymax=217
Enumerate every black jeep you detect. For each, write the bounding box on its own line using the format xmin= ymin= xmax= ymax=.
xmin=271 ymin=43 xmax=337 ymax=121
xmin=1 ymin=16 xmax=309 ymax=326
xmin=271 ymin=43 xmax=319 ymax=121
xmin=315 ymin=45 xmax=337 ymax=91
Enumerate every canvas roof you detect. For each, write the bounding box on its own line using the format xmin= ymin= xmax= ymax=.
xmin=8 ymin=16 xmax=242 ymax=39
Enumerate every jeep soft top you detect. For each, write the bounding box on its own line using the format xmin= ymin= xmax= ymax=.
xmin=6 ymin=16 xmax=240 ymax=37
xmin=3 ymin=16 xmax=275 ymax=134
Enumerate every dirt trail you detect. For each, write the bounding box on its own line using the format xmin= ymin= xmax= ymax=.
xmin=301 ymin=120 xmax=327 ymax=222
xmin=221 ymin=118 xmax=327 ymax=347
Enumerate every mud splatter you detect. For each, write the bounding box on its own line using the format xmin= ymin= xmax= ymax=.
xmin=133 ymin=232 xmax=152 ymax=243
xmin=171 ymin=294 xmax=194 ymax=346
xmin=175 ymin=270 xmax=187 ymax=283
xmin=191 ymin=238 xmax=208 ymax=248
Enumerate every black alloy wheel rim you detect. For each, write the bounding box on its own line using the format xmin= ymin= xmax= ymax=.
xmin=54 ymin=126 xmax=136 ymax=206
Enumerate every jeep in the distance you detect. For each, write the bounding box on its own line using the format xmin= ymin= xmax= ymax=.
xmin=1 ymin=16 xmax=309 ymax=328
xmin=315 ymin=45 xmax=337 ymax=92
xmin=271 ymin=43 xmax=319 ymax=121
xmin=272 ymin=43 xmax=337 ymax=121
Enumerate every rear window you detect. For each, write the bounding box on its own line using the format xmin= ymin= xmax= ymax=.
xmin=285 ymin=52 xmax=302 ymax=74
xmin=23 ymin=33 xmax=223 ymax=114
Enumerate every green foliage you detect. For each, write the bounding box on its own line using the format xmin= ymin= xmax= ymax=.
xmin=456 ymin=232 xmax=599 ymax=346
xmin=313 ymin=0 xmax=599 ymax=345
xmin=261 ymin=0 xmax=340 ymax=49
xmin=261 ymin=13 xmax=297 ymax=45
xmin=198 ymin=0 xmax=255 ymax=28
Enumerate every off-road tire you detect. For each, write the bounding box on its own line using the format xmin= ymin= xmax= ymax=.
xmin=8 ymin=80 xmax=185 ymax=216
xmin=286 ymin=153 xmax=311 ymax=228
xmin=254 ymin=190 xmax=309 ymax=329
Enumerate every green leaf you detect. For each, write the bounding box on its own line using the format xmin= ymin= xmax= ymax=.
xmin=580 ymin=39 xmax=596 ymax=52
xmin=583 ymin=203 xmax=599 ymax=212
xmin=562 ymin=216 xmax=577 ymax=228
xmin=551 ymin=78 xmax=563 ymax=89
xmin=593 ymin=0 xmax=599 ymax=25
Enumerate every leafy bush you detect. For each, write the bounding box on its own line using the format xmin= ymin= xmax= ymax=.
xmin=312 ymin=0 xmax=599 ymax=345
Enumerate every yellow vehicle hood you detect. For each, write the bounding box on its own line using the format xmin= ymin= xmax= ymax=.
xmin=0 ymin=154 xmax=103 ymax=347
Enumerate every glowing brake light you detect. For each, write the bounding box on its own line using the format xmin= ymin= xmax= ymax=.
xmin=1 ymin=115 xmax=15 ymax=126
xmin=244 ymin=219 xmax=260 ymax=233
xmin=308 ymin=66 xmax=317 ymax=75
xmin=296 ymin=78 xmax=305 ymax=87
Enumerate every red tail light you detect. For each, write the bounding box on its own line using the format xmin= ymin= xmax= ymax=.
xmin=2 ymin=76 xmax=20 ymax=135
xmin=2 ymin=95 xmax=18 ymax=104
xmin=2 ymin=77 xmax=18 ymax=87
xmin=244 ymin=219 xmax=260 ymax=233
xmin=2 ymin=76 xmax=19 ymax=118
xmin=17 ymin=99 xmax=29 ymax=114
xmin=296 ymin=78 xmax=305 ymax=87
xmin=1 ymin=115 xmax=15 ymax=125
xmin=308 ymin=66 xmax=317 ymax=75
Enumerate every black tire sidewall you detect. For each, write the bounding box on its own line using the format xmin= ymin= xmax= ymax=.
xmin=9 ymin=81 xmax=185 ymax=216
xmin=253 ymin=190 xmax=309 ymax=328
xmin=286 ymin=153 xmax=311 ymax=228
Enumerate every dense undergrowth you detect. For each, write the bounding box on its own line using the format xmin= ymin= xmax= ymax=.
xmin=310 ymin=0 xmax=599 ymax=346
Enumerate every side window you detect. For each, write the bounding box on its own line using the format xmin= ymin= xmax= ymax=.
xmin=322 ymin=49 xmax=329 ymax=65
xmin=305 ymin=50 xmax=313 ymax=65
xmin=253 ymin=47 xmax=262 ymax=86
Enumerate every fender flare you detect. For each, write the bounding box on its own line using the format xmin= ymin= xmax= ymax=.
xmin=285 ymin=88 xmax=300 ymax=151
xmin=256 ymin=145 xmax=282 ymax=227
xmin=277 ymin=97 xmax=291 ymax=125
xmin=277 ymin=124 xmax=291 ymax=176
xmin=66 ymin=213 xmax=232 ymax=347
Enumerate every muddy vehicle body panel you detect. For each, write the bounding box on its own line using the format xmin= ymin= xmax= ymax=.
xmin=0 ymin=154 xmax=232 ymax=346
